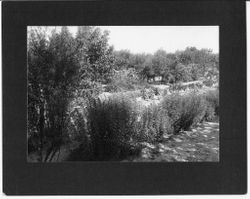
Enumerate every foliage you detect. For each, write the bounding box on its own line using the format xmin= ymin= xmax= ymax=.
xmin=203 ymin=79 xmax=214 ymax=87
xmin=68 ymin=89 xmax=219 ymax=161
xmin=161 ymin=92 xmax=206 ymax=133
xmin=187 ymin=63 xmax=203 ymax=81
xmin=112 ymin=46 xmax=219 ymax=84
xmin=114 ymin=90 xmax=141 ymax=100
xmin=152 ymin=87 xmax=161 ymax=96
xmin=76 ymin=27 xmax=115 ymax=84
xmin=106 ymin=68 xmax=141 ymax=92
xmin=203 ymin=89 xmax=219 ymax=121
xmin=68 ymin=95 xmax=174 ymax=161
xmin=152 ymin=49 xmax=170 ymax=78
xmin=70 ymin=96 xmax=141 ymax=160
xmin=169 ymin=83 xmax=183 ymax=92
xmin=113 ymin=50 xmax=133 ymax=70
xmin=28 ymin=26 xmax=220 ymax=162
xmin=136 ymin=105 xmax=173 ymax=142
xmin=141 ymin=88 xmax=155 ymax=100
xmin=28 ymin=26 xmax=116 ymax=161
xmin=28 ymin=27 xmax=81 ymax=161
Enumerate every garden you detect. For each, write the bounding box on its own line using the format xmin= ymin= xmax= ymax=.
xmin=27 ymin=26 xmax=219 ymax=162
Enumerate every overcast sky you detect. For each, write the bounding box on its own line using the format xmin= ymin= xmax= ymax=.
xmin=33 ymin=26 xmax=219 ymax=54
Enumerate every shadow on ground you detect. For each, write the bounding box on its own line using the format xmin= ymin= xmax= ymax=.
xmin=129 ymin=122 xmax=219 ymax=162
xmin=28 ymin=122 xmax=219 ymax=162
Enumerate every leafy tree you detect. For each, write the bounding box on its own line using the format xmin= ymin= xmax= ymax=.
xmin=28 ymin=27 xmax=81 ymax=161
xmin=174 ymin=63 xmax=192 ymax=82
xmin=113 ymin=50 xmax=133 ymax=70
xmin=129 ymin=53 xmax=147 ymax=71
xmin=76 ymin=26 xmax=115 ymax=84
xmin=186 ymin=63 xmax=202 ymax=81
xmin=140 ymin=54 xmax=155 ymax=82
xmin=152 ymin=49 xmax=170 ymax=78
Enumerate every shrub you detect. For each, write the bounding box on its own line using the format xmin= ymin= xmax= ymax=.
xmin=152 ymin=87 xmax=161 ymax=96
xmin=161 ymin=92 xmax=206 ymax=133
xmin=203 ymin=89 xmax=219 ymax=121
xmin=163 ymin=88 xmax=170 ymax=96
xmin=203 ymin=79 xmax=214 ymax=87
xmin=107 ymin=68 xmax=140 ymax=92
xmin=169 ymin=83 xmax=182 ymax=92
xmin=105 ymin=84 xmax=119 ymax=92
xmin=113 ymin=90 xmax=141 ymax=100
xmin=136 ymin=105 xmax=173 ymax=142
xmin=71 ymin=95 xmax=141 ymax=160
xmin=68 ymin=89 xmax=219 ymax=161
xmin=141 ymin=88 xmax=155 ymax=100
xmin=203 ymin=104 xmax=216 ymax=122
xmin=68 ymin=94 xmax=175 ymax=160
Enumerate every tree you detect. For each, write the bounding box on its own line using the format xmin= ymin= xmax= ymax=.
xmin=186 ymin=63 xmax=202 ymax=81
xmin=76 ymin=26 xmax=115 ymax=84
xmin=174 ymin=63 xmax=192 ymax=82
xmin=28 ymin=27 xmax=81 ymax=161
xmin=174 ymin=47 xmax=219 ymax=82
xmin=113 ymin=50 xmax=133 ymax=70
xmin=139 ymin=54 xmax=154 ymax=82
xmin=152 ymin=49 xmax=169 ymax=78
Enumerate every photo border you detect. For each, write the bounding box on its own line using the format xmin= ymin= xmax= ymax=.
xmin=2 ymin=0 xmax=247 ymax=195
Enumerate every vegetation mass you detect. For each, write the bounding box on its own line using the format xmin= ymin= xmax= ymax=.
xmin=28 ymin=26 xmax=219 ymax=162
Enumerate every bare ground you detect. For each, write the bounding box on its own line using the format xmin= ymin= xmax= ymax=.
xmin=127 ymin=122 xmax=219 ymax=162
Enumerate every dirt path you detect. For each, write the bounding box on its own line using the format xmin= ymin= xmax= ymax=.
xmin=130 ymin=122 xmax=219 ymax=162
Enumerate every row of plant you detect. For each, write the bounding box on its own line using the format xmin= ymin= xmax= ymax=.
xmin=67 ymin=89 xmax=219 ymax=161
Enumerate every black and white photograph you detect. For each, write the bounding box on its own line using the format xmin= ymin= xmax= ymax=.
xmin=27 ymin=26 xmax=219 ymax=162
xmin=2 ymin=0 xmax=248 ymax=195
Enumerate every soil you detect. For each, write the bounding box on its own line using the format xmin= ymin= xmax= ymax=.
xmin=128 ymin=122 xmax=219 ymax=162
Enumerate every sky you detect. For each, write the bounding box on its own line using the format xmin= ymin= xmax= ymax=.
xmin=32 ymin=26 xmax=219 ymax=54
xmin=99 ymin=26 xmax=219 ymax=54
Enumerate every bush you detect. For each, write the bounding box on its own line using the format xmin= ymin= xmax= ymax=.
xmin=141 ymin=88 xmax=155 ymax=100
xmin=203 ymin=89 xmax=219 ymax=121
xmin=113 ymin=90 xmax=141 ymax=100
xmin=161 ymin=92 xmax=206 ymax=133
xmin=136 ymin=105 xmax=173 ymax=142
xmin=152 ymin=87 xmax=161 ymax=96
xmin=70 ymin=95 xmax=141 ymax=160
xmin=68 ymin=89 xmax=219 ymax=161
xmin=107 ymin=68 xmax=140 ymax=92
xmin=203 ymin=105 xmax=216 ymax=122
xmin=203 ymin=79 xmax=214 ymax=87
xmin=105 ymin=84 xmax=119 ymax=92
xmin=169 ymin=83 xmax=182 ymax=92
xmin=68 ymin=94 xmax=174 ymax=160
